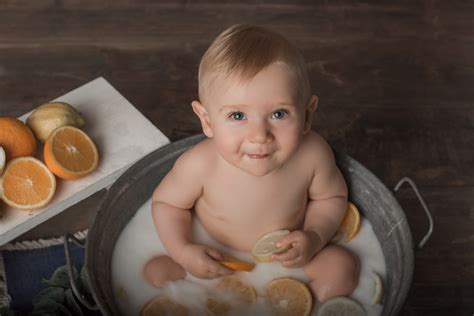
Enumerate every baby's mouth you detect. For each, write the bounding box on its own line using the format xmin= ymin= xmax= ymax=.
xmin=247 ymin=153 xmax=269 ymax=159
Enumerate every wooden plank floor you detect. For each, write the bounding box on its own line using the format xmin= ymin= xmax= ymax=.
xmin=1 ymin=1 xmax=473 ymax=314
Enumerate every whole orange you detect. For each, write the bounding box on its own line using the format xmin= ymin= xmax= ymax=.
xmin=0 ymin=117 xmax=37 ymax=161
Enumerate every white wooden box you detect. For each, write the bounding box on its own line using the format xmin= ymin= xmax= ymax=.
xmin=0 ymin=77 xmax=170 ymax=246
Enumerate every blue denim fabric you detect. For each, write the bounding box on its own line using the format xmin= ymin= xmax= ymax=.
xmin=2 ymin=242 xmax=84 ymax=312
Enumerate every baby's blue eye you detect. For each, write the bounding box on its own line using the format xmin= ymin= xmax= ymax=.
xmin=229 ymin=111 xmax=246 ymax=121
xmin=271 ymin=110 xmax=288 ymax=119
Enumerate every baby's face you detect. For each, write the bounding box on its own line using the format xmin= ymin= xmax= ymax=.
xmin=196 ymin=62 xmax=310 ymax=177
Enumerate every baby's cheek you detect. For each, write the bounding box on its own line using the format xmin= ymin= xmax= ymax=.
xmin=143 ymin=256 xmax=186 ymax=287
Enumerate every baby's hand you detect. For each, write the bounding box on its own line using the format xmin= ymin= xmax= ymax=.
xmin=272 ymin=230 xmax=322 ymax=268
xmin=177 ymin=244 xmax=233 ymax=279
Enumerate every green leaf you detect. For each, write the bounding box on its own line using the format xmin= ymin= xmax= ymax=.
xmin=32 ymin=287 xmax=65 ymax=306
xmin=43 ymin=266 xmax=77 ymax=289
xmin=65 ymin=289 xmax=84 ymax=316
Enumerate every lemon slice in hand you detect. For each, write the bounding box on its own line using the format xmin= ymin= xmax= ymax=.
xmin=251 ymin=230 xmax=290 ymax=263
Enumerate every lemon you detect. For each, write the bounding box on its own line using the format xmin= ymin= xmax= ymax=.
xmin=316 ymin=296 xmax=365 ymax=316
xmin=26 ymin=102 xmax=85 ymax=142
xmin=251 ymin=230 xmax=290 ymax=263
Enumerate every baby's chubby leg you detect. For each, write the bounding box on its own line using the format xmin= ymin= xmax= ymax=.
xmin=303 ymin=245 xmax=360 ymax=303
xmin=143 ymin=255 xmax=186 ymax=287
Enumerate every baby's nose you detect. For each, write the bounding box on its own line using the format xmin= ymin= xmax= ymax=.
xmin=248 ymin=121 xmax=273 ymax=144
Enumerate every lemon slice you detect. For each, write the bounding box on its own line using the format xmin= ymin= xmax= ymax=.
xmin=316 ymin=296 xmax=365 ymax=316
xmin=372 ymin=271 xmax=384 ymax=305
xmin=0 ymin=146 xmax=5 ymax=175
xmin=251 ymin=230 xmax=290 ymax=263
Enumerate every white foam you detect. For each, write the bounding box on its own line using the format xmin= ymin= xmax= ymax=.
xmin=112 ymin=199 xmax=386 ymax=315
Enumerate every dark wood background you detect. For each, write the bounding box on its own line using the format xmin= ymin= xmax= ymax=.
xmin=0 ymin=1 xmax=472 ymax=315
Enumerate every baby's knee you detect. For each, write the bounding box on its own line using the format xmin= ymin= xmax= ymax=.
xmin=143 ymin=255 xmax=186 ymax=287
xmin=305 ymin=245 xmax=360 ymax=302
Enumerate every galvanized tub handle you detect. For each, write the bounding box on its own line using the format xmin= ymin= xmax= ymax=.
xmin=63 ymin=233 xmax=99 ymax=310
xmin=393 ymin=177 xmax=434 ymax=249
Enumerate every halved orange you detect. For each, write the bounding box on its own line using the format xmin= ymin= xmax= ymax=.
xmin=44 ymin=126 xmax=99 ymax=180
xmin=265 ymin=278 xmax=312 ymax=316
xmin=219 ymin=254 xmax=255 ymax=272
xmin=1 ymin=157 xmax=56 ymax=210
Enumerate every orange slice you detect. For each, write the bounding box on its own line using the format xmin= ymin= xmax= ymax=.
xmin=216 ymin=276 xmax=257 ymax=305
xmin=44 ymin=126 xmax=99 ymax=180
xmin=1 ymin=157 xmax=56 ymax=210
xmin=265 ymin=278 xmax=312 ymax=316
xmin=219 ymin=254 xmax=255 ymax=272
xmin=140 ymin=297 xmax=189 ymax=316
xmin=206 ymin=297 xmax=231 ymax=315
xmin=334 ymin=202 xmax=361 ymax=242
xmin=0 ymin=116 xmax=37 ymax=161
xmin=251 ymin=230 xmax=290 ymax=263
xmin=316 ymin=296 xmax=365 ymax=316
xmin=0 ymin=146 xmax=5 ymax=175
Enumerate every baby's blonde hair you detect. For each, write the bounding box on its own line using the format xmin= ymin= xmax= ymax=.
xmin=198 ymin=24 xmax=311 ymax=107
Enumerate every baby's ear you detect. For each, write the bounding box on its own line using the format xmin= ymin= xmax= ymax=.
xmin=303 ymin=95 xmax=319 ymax=134
xmin=191 ymin=101 xmax=214 ymax=138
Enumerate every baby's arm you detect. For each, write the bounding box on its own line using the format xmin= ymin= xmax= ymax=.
xmin=273 ymin=134 xmax=347 ymax=267
xmin=152 ymin=144 xmax=231 ymax=278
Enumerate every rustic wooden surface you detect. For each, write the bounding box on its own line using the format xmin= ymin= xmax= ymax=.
xmin=0 ymin=1 xmax=472 ymax=315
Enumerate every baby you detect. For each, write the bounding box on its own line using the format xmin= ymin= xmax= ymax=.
xmin=145 ymin=24 xmax=360 ymax=303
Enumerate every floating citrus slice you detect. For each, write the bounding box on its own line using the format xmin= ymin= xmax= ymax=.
xmin=219 ymin=254 xmax=255 ymax=272
xmin=372 ymin=271 xmax=384 ymax=305
xmin=216 ymin=276 xmax=257 ymax=305
xmin=0 ymin=116 xmax=37 ymax=160
xmin=316 ymin=296 xmax=365 ymax=316
xmin=140 ymin=296 xmax=189 ymax=316
xmin=206 ymin=297 xmax=231 ymax=315
xmin=1 ymin=157 xmax=56 ymax=210
xmin=333 ymin=202 xmax=361 ymax=242
xmin=251 ymin=230 xmax=290 ymax=263
xmin=265 ymin=277 xmax=312 ymax=316
xmin=44 ymin=126 xmax=99 ymax=180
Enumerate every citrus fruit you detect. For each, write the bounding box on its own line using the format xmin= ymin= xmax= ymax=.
xmin=316 ymin=296 xmax=365 ymax=316
xmin=140 ymin=296 xmax=189 ymax=316
xmin=26 ymin=102 xmax=85 ymax=142
xmin=0 ymin=146 xmax=5 ymax=175
xmin=216 ymin=276 xmax=257 ymax=305
xmin=219 ymin=254 xmax=255 ymax=272
xmin=44 ymin=126 xmax=99 ymax=180
xmin=333 ymin=202 xmax=361 ymax=242
xmin=206 ymin=297 xmax=231 ymax=315
xmin=372 ymin=271 xmax=384 ymax=305
xmin=0 ymin=116 xmax=37 ymax=161
xmin=0 ymin=157 xmax=56 ymax=210
xmin=265 ymin=278 xmax=312 ymax=316
xmin=251 ymin=230 xmax=290 ymax=263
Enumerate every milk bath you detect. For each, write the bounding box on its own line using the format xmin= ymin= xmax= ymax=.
xmin=112 ymin=199 xmax=386 ymax=315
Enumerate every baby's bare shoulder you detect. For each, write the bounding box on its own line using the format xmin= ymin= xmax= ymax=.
xmin=300 ymin=132 xmax=335 ymax=163
xmin=174 ymin=138 xmax=217 ymax=174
